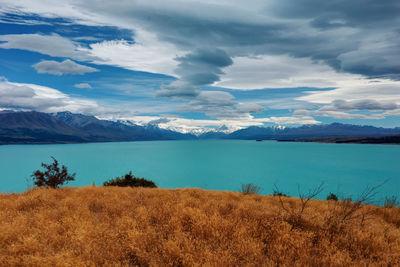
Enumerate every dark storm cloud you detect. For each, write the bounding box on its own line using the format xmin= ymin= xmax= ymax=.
xmin=175 ymin=48 xmax=233 ymax=86
xmin=176 ymin=48 xmax=233 ymax=68
xmin=156 ymin=48 xmax=233 ymax=98
xmin=129 ymin=10 xmax=288 ymax=48
xmin=267 ymin=0 xmax=400 ymax=27
xmin=156 ymin=81 xmax=199 ymax=98
xmin=123 ymin=1 xmax=400 ymax=79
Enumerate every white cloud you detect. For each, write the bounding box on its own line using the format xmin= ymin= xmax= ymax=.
xmin=215 ymin=54 xmax=366 ymax=90
xmin=88 ymin=29 xmax=184 ymax=76
xmin=297 ymin=78 xmax=400 ymax=104
xmin=294 ymin=99 xmax=400 ymax=120
xmin=180 ymin=91 xmax=267 ymax=120
xmin=33 ymin=59 xmax=98 ymax=75
xmin=74 ymin=83 xmax=92 ymax=89
xmin=0 ymin=33 xmax=94 ymax=61
xmin=0 ymin=80 xmax=111 ymax=115
xmin=0 ymin=30 xmax=181 ymax=77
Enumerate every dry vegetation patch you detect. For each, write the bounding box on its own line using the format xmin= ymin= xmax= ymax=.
xmin=0 ymin=187 xmax=399 ymax=266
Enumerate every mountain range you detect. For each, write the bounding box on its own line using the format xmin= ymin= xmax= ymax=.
xmin=0 ymin=111 xmax=194 ymax=144
xmin=1 ymin=110 xmax=400 ymax=144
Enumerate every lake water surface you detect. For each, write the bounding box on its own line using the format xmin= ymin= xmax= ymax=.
xmin=0 ymin=140 xmax=399 ymax=203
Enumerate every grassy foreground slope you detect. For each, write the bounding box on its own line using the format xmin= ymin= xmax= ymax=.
xmin=1 ymin=187 xmax=399 ymax=266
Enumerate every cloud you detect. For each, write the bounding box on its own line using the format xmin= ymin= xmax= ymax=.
xmin=2 ymin=2 xmax=400 ymax=84
xmin=0 ymin=33 xmax=95 ymax=61
xmin=88 ymin=29 xmax=184 ymax=76
xmin=180 ymin=91 xmax=266 ymax=120
xmin=0 ymin=80 xmax=111 ymax=115
xmin=33 ymin=59 xmax=98 ymax=75
xmin=154 ymin=48 xmax=240 ymax=119
xmin=337 ymin=32 xmax=400 ymax=79
xmin=1 ymin=0 xmax=399 ymax=80
xmin=147 ymin=118 xmax=171 ymax=126
xmin=268 ymin=0 xmax=400 ymax=29
xmin=156 ymin=48 xmax=233 ymax=98
xmin=313 ymin=110 xmax=384 ymax=120
xmin=175 ymin=48 xmax=232 ymax=85
xmin=236 ymin=103 xmax=266 ymax=113
xmin=74 ymin=83 xmax=92 ymax=89
xmin=215 ymin=54 xmax=365 ymax=90
xmin=328 ymin=99 xmax=397 ymax=111
xmin=0 ymin=30 xmax=181 ymax=76
xmin=294 ymin=98 xmax=399 ymax=120
xmin=262 ymin=116 xmax=320 ymax=125
xmin=115 ymin=114 xmax=320 ymax=134
xmin=156 ymin=81 xmax=199 ymax=99
xmin=297 ymin=78 xmax=400 ymax=104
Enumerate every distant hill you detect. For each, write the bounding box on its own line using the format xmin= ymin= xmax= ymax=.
xmin=1 ymin=110 xmax=400 ymax=144
xmin=198 ymin=123 xmax=400 ymax=140
xmin=279 ymin=135 xmax=400 ymax=145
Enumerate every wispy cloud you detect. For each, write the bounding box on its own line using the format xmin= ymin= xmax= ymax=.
xmin=74 ymin=83 xmax=92 ymax=89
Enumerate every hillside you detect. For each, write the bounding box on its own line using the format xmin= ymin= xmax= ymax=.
xmin=1 ymin=187 xmax=399 ymax=266
xmin=0 ymin=111 xmax=88 ymax=144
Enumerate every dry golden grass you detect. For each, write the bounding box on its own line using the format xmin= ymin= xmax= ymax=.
xmin=1 ymin=186 xmax=399 ymax=266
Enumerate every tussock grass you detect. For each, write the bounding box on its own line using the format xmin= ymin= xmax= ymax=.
xmin=1 ymin=187 xmax=399 ymax=266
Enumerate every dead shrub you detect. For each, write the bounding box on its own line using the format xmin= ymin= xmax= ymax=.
xmin=240 ymin=183 xmax=262 ymax=195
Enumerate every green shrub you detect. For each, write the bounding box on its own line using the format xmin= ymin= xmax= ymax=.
xmin=240 ymin=183 xmax=261 ymax=195
xmin=31 ymin=157 xmax=75 ymax=188
xmin=103 ymin=171 xmax=157 ymax=188
xmin=326 ymin=192 xmax=338 ymax=201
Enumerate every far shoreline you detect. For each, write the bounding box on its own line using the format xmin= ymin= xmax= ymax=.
xmin=2 ymin=137 xmax=400 ymax=146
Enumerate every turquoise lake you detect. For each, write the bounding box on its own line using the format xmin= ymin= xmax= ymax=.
xmin=0 ymin=140 xmax=399 ymax=203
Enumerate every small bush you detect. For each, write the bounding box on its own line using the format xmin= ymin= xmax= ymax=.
xmin=326 ymin=192 xmax=338 ymax=201
xmin=240 ymin=183 xmax=261 ymax=195
xmin=273 ymin=190 xmax=288 ymax=197
xmin=31 ymin=157 xmax=75 ymax=188
xmin=276 ymin=183 xmax=324 ymax=230
xmin=103 ymin=171 xmax=157 ymax=188
xmin=384 ymin=196 xmax=398 ymax=208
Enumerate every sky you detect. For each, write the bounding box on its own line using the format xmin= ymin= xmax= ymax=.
xmin=0 ymin=0 xmax=399 ymax=133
